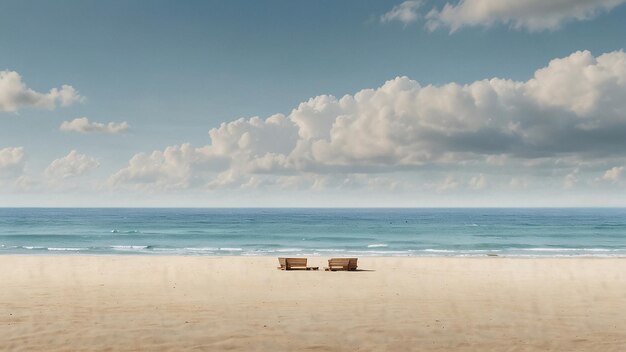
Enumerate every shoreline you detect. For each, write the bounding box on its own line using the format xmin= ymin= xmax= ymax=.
xmin=3 ymin=253 xmax=626 ymax=258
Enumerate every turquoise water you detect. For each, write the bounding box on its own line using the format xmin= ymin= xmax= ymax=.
xmin=0 ymin=208 xmax=625 ymax=257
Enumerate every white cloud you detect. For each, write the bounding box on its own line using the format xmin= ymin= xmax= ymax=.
xmin=381 ymin=1 xmax=422 ymax=25
xmin=0 ymin=71 xmax=82 ymax=112
xmin=296 ymin=50 xmax=626 ymax=169
xmin=602 ymin=166 xmax=624 ymax=183
xmin=0 ymin=147 xmax=25 ymax=178
xmin=14 ymin=175 xmax=37 ymax=191
xmin=425 ymin=0 xmax=626 ymax=32
xmin=60 ymin=117 xmax=129 ymax=134
xmin=468 ymin=174 xmax=487 ymax=190
xmin=45 ymin=151 xmax=99 ymax=180
xmin=436 ymin=175 xmax=460 ymax=192
xmin=525 ymin=50 xmax=626 ymax=116
xmin=563 ymin=169 xmax=579 ymax=189
xmin=208 ymin=115 xmax=298 ymax=158
xmin=109 ymin=114 xmax=299 ymax=189
xmin=109 ymin=144 xmax=230 ymax=190
xmin=111 ymin=50 xmax=626 ymax=192
xmin=509 ymin=177 xmax=528 ymax=189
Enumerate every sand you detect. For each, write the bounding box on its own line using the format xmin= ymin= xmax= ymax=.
xmin=2 ymin=256 xmax=626 ymax=351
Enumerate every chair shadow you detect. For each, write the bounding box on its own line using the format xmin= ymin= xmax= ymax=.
xmin=279 ymin=269 xmax=376 ymax=272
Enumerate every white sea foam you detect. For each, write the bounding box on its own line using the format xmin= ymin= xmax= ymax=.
xmin=422 ymin=249 xmax=457 ymax=253
xmin=276 ymin=248 xmax=303 ymax=252
xmin=348 ymin=250 xmax=413 ymax=255
xmin=518 ymin=248 xmax=612 ymax=252
xmin=111 ymin=245 xmax=150 ymax=250
xmin=367 ymin=244 xmax=388 ymax=248
xmin=503 ymin=253 xmax=624 ymax=258
xmin=47 ymin=247 xmax=87 ymax=251
xmin=151 ymin=248 xmax=185 ymax=253
xmin=184 ymin=247 xmax=219 ymax=251
xmin=219 ymin=247 xmax=243 ymax=251
xmin=241 ymin=252 xmax=262 ymax=256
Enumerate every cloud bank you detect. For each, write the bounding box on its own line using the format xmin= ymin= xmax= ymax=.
xmin=602 ymin=166 xmax=624 ymax=183
xmin=427 ymin=0 xmax=626 ymax=32
xmin=111 ymin=50 xmax=626 ymax=193
xmin=381 ymin=1 xmax=422 ymax=25
xmin=0 ymin=147 xmax=25 ymax=178
xmin=60 ymin=117 xmax=130 ymax=134
xmin=45 ymin=151 xmax=99 ymax=180
xmin=0 ymin=71 xmax=82 ymax=112
xmin=382 ymin=0 xmax=626 ymax=32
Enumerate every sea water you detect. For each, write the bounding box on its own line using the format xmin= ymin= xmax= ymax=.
xmin=0 ymin=208 xmax=625 ymax=257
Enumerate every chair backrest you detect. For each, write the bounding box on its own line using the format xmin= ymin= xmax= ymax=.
xmin=328 ymin=258 xmax=350 ymax=268
xmin=348 ymin=258 xmax=358 ymax=270
xmin=285 ymin=258 xmax=307 ymax=269
xmin=328 ymin=258 xmax=358 ymax=270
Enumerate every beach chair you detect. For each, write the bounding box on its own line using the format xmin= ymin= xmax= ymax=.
xmin=325 ymin=258 xmax=358 ymax=271
xmin=277 ymin=257 xmax=319 ymax=270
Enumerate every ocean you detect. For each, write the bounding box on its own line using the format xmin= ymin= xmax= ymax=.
xmin=0 ymin=208 xmax=625 ymax=257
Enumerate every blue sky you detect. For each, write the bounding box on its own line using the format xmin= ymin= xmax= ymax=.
xmin=1 ymin=0 xmax=626 ymax=206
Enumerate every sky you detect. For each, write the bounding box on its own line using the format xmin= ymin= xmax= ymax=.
xmin=1 ymin=0 xmax=626 ymax=207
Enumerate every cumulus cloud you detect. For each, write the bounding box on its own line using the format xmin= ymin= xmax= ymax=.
xmin=111 ymin=50 xmax=626 ymax=192
xmin=60 ymin=117 xmax=130 ymax=134
xmin=0 ymin=147 xmax=25 ymax=178
xmin=45 ymin=151 xmax=99 ymax=180
xmin=509 ymin=177 xmax=528 ymax=189
xmin=0 ymin=71 xmax=82 ymax=112
xmin=468 ymin=174 xmax=487 ymax=190
xmin=436 ymin=176 xmax=460 ymax=192
xmin=602 ymin=166 xmax=624 ymax=183
xmin=381 ymin=1 xmax=422 ymax=25
xmin=425 ymin=0 xmax=626 ymax=32
xmin=563 ymin=170 xmax=579 ymax=189
xmin=109 ymin=144 xmax=230 ymax=189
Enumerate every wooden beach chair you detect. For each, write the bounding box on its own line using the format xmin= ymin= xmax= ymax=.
xmin=325 ymin=258 xmax=358 ymax=271
xmin=277 ymin=257 xmax=319 ymax=270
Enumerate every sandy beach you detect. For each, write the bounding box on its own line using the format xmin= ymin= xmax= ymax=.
xmin=2 ymin=256 xmax=626 ymax=351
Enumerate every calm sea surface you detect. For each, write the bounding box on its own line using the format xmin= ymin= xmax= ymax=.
xmin=0 ymin=208 xmax=625 ymax=257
